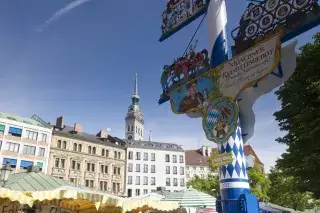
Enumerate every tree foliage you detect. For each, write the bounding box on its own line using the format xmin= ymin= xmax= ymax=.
xmin=247 ymin=164 xmax=270 ymax=201
xmin=268 ymin=167 xmax=316 ymax=211
xmin=273 ymin=33 xmax=320 ymax=197
xmin=187 ymin=175 xmax=220 ymax=196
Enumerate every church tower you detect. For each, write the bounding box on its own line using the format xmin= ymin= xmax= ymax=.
xmin=125 ymin=74 xmax=144 ymax=141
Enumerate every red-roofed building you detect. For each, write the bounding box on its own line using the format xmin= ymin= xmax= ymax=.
xmin=185 ymin=145 xmax=264 ymax=181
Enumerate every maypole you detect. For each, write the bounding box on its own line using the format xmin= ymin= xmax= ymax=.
xmin=157 ymin=0 xmax=320 ymax=212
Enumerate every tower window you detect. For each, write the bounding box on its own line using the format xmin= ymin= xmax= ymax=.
xmin=127 ymin=126 xmax=130 ymax=131
xmin=131 ymin=126 xmax=133 ymax=131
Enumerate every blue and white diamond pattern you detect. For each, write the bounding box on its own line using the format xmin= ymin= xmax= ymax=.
xmin=218 ymin=126 xmax=248 ymax=180
xmin=206 ymin=108 xmax=219 ymax=127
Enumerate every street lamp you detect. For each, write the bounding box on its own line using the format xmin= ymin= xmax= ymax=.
xmin=0 ymin=162 xmax=12 ymax=187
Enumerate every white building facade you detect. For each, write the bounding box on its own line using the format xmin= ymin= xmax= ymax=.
xmin=0 ymin=112 xmax=52 ymax=173
xmin=125 ymin=141 xmax=186 ymax=197
xmin=123 ymin=74 xmax=186 ymax=197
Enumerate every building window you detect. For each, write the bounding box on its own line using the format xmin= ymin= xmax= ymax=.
xmin=106 ymin=149 xmax=109 ymax=157
xmin=20 ymin=160 xmax=33 ymax=170
xmin=0 ymin=124 xmax=5 ymax=134
xmin=193 ymin=166 xmax=196 ymax=170
xmin=173 ymin=178 xmax=178 ymax=186
xmin=127 ymin=126 xmax=130 ymax=131
xmin=200 ymin=167 xmax=204 ymax=171
xmin=71 ymin=160 xmax=76 ymax=170
xmin=143 ymin=153 xmax=148 ymax=161
xmin=180 ymin=178 xmax=185 ymax=187
xmin=166 ymin=178 xmax=170 ymax=186
xmin=100 ymin=181 xmax=108 ymax=191
xmin=101 ymin=165 xmax=108 ymax=174
xmin=135 ymin=176 xmax=140 ymax=185
xmin=88 ymin=146 xmax=92 ymax=154
xmin=113 ymin=167 xmax=116 ymax=175
xmin=61 ymin=159 xmax=65 ymax=168
xmin=180 ymin=167 xmax=185 ymax=175
xmin=143 ymin=176 xmax=148 ymax=185
xmin=179 ymin=155 xmax=184 ymax=163
xmin=78 ymin=144 xmax=82 ymax=152
xmin=151 ymin=153 xmax=155 ymax=161
xmin=136 ymin=164 xmax=140 ymax=172
xmin=165 ymin=154 xmax=170 ymax=162
xmin=70 ymin=178 xmax=75 ymax=183
xmin=118 ymin=152 xmax=121 ymax=159
xmin=5 ymin=142 xmax=20 ymax=153
xmin=85 ymin=180 xmax=94 ymax=188
xmin=117 ymin=167 xmax=120 ymax=175
xmin=135 ymin=189 xmax=140 ymax=196
xmin=26 ymin=130 xmax=38 ymax=140
xmin=131 ymin=126 xmax=133 ymax=131
xmin=63 ymin=141 xmax=67 ymax=149
xmin=166 ymin=166 xmax=170 ymax=174
xmin=114 ymin=151 xmax=117 ymax=159
xmin=151 ymin=165 xmax=155 ymax=173
xmin=57 ymin=140 xmax=61 ymax=148
xmin=143 ymin=164 xmax=148 ymax=173
xmin=92 ymin=147 xmax=96 ymax=154
xmin=55 ymin=158 xmax=65 ymax=168
xmin=173 ymin=166 xmax=177 ymax=174
xmin=173 ymin=155 xmax=177 ymax=163
xmin=38 ymin=148 xmax=45 ymax=156
xmin=128 ymin=151 xmax=133 ymax=160
xmin=86 ymin=163 xmax=95 ymax=172
xmin=151 ymin=177 xmax=155 ymax=185
xmin=8 ymin=127 xmax=22 ymax=137
xmin=128 ymin=176 xmax=132 ymax=185
xmin=73 ymin=143 xmax=77 ymax=151
xmin=112 ymin=182 xmax=116 ymax=192
xmin=143 ymin=189 xmax=148 ymax=194
xmin=117 ymin=183 xmax=120 ymax=192
xmin=128 ymin=163 xmax=133 ymax=172
xmin=136 ymin=152 xmax=141 ymax=160
xmin=40 ymin=133 xmax=47 ymax=142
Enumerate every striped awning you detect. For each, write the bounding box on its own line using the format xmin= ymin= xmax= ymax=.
xmin=0 ymin=188 xmax=34 ymax=206
xmin=161 ymin=188 xmax=216 ymax=208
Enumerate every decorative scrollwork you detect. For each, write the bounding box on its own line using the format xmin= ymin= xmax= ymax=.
xmin=231 ymin=0 xmax=319 ymax=54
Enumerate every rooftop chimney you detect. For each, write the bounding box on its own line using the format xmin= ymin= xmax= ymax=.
xmin=73 ymin=123 xmax=83 ymax=133
xmin=56 ymin=116 xmax=64 ymax=128
xmin=97 ymin=129 xmax=109 ymax=139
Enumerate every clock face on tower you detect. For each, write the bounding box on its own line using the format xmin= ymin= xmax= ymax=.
xmin=128 ymin=135 xmax=133 ymax=140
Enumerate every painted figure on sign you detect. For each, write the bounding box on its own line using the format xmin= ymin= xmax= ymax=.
xmin=214 ymin=118 xmax=227 ymax=138
xmin=178 ymin=80 xmax=204 ymax=113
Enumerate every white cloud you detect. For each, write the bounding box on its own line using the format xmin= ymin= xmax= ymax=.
xmin=37 ymin=0 xmax=94 ymax=31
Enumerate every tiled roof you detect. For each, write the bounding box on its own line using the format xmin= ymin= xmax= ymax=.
xmin=53 ymin=125 xmax=126 ymax=149
xmin=122 ymin=139 xmax=184 ymax=152
xmin=185 ymin=144 xmax=263 ymax=166
xmin=0 ymin=112 xmax=51 ymax=129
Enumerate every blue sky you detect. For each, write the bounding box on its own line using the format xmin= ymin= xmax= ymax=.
xmin=0 ymin=0 xmax=318 ymax=172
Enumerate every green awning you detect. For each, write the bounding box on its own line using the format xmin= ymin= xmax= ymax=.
xmin=37 ymin=162 xmax=43 ymax=168
xmin=0 ymin=124 xmax=5 ymax=132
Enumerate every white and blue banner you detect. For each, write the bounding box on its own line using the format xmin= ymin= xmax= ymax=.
xmin=238 ymin=41 xmax=298 ymax=143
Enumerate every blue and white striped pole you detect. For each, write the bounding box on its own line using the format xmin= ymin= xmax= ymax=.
xmin=207 ymin=1 xmax=256 ymax=212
